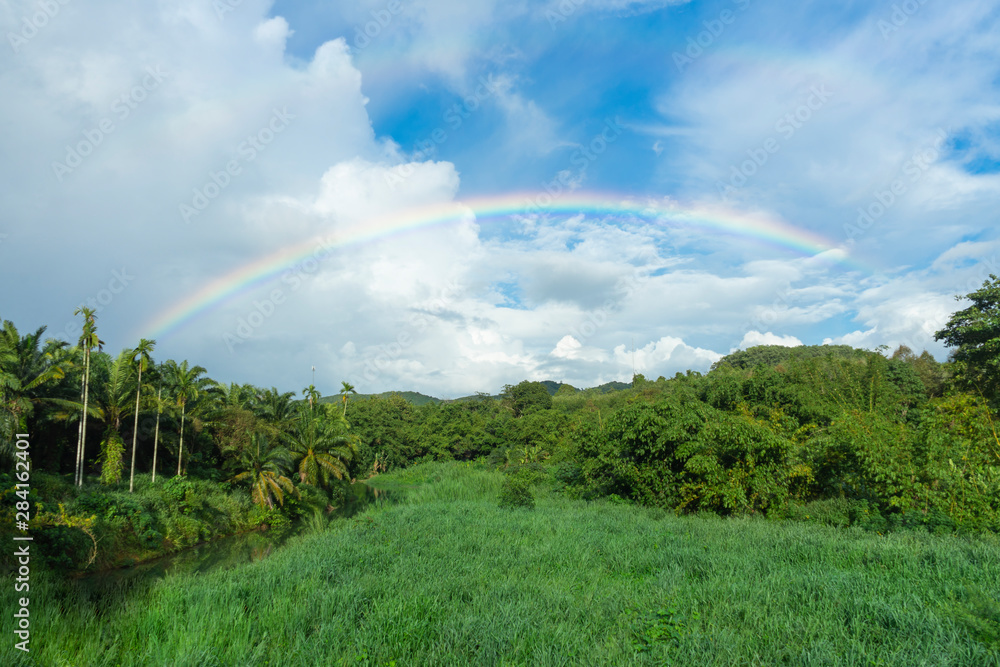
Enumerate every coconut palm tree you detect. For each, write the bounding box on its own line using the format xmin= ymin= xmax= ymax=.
xmin=163 ymin=359 xmax=211 ymax=476
xmin=74 ymin=308 xmax=103 ymax=487
xmin=229 ymin=433 xmax=297 ymax=509
xmin=128 ymin=339 xmax=155 ymax=492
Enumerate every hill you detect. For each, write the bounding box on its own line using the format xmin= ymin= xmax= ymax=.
xmin=711 ymin=344 xmax=866 ymax=370
xmin=319 ymin=390 xmax=442 ymax=407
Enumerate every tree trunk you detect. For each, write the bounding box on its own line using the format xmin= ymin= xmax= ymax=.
xmin=74 ymin=362 xmax=85 ymax=486
xmin=129 ymin=365 xmax=142 ymax=493
xmin=177 ymin=404 xmax=185 ymax=476
xmin=152 ymin=387 xmax=162 ymax=483
xmin=78 ymin=347 xmax=91 ymax=487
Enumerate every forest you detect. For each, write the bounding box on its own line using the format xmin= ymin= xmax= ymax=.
xmin=1 ymin=279 xmax=1000 ymax=663
xmin=2 ymin=278 xmax=1000 ymax=574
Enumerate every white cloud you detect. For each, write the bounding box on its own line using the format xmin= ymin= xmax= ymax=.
xmin=737 ymin=331 xmax=803 ymax=350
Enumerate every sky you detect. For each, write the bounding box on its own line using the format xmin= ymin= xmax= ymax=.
xmin=1 ymin=0 xmax=999 ymax=399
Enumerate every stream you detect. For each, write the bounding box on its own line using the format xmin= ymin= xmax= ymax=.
xmin=70 ymin=482 xmax=395 ymax=610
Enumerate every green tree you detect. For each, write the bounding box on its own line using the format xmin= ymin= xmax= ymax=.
xmin=288 ymin=407 xmax=356 ymax=488
xmin=128 ymin=339 xmax=155 ymax=492
xmin=339 ymin=381 xmax=356 ymax=417
xmin=0 ymin=320 xmax=71 ymax=460
xmin=164 ymin=359 xmax=211 ymax=476
xmin=934 ymin=274 xmax=1000 ymax=401
xmin=93 ymin=350 xmax=137 ymax=484
xmin=74 ymin=308 xmax=103 ymax=487
xmin=229 ymin=433 xmax=297 ymax=509
xmin=502 ymin=380 xmax=552 ymax=417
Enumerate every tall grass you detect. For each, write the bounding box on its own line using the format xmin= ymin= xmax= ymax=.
xmin=3 ymin=462 xmax=999 ymax=665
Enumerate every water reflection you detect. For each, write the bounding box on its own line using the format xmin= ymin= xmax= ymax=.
xmin=72 ymin=483 xmax=394 ymax=610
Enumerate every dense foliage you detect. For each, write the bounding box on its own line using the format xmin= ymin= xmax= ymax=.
xmin=3 ymin=278 xmax=1000 ymax=574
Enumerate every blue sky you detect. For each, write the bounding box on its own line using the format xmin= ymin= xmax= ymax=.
xmin=1 ymin=0 xmax=999 ymax=398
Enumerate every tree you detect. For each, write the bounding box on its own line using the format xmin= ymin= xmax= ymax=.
xmin=129 ymin=339 xmax=155 ymax=492
xmin=339 ymin=381 xmax=356 ymax=417
xmin=93 ymin=350 xmax=137 ymax=485
xmin=151 ymin=386 xmax=165 ymax=483
xmin=74 ymin=308 xmax=103 ymax=487
xmin=288 ymin=407 xmax=356 ymax=488
xmin=501 ymin=380 xmax=552 ymax=417
xmin=164 ymin=359 xmax=211 ymax=476
xmin=935 ymin=274 xmax=1000 ymax=401
xmin=229 ymin=433 xmax=297 ymax=509
xmin=0 ymin=320 xmax=71 ymax=460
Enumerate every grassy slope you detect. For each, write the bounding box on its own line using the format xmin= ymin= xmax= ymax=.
xmin=5 ymin=463 xmax=1000 ymax=666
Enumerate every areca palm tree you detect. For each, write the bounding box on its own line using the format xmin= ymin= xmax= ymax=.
xmin=164 ymin=359 xmax=211 ymax=476
xmin=229 ymin=433 xmax=297 ymax=509
xmin=129 ymin=339 xmax=155 ymax=492
xmin=288 ymin=407 xmax=357 ymax=488
xmin=339 ymin=380 xmax=356 ymax=417
xmin=74 ymin=308 xmax=103 ymax=487
xmin=303 ymin=384 xmax=320 ymax=413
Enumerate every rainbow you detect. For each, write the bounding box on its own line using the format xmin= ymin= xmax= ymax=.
xmin=141 ymin=191 xmax=862 ymax=339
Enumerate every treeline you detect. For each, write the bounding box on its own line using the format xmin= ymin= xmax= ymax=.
xmin=0 ymin=310 xmax=363 ymax=570
xmin=3 ymin=277 xmax=1000 ymax=570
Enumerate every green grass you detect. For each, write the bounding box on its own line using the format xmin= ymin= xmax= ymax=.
xmin=4 ymin=462 xmax=1000 ymax=665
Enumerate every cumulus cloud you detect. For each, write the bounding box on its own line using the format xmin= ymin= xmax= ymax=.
xmin=737 ymin=331 xmax=803 ymax=350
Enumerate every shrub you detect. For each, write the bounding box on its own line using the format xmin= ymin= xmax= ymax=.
xmin=498 ymin=473 xmax=535 ymax=510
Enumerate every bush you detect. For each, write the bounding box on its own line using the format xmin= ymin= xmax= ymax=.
xmin=498 ymin=472 xmax=535 ymax=510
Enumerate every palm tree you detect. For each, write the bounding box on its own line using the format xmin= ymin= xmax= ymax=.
xmin=0 ymin=321 xmax=71 ymax=460
xmin=204 ymin=381 xmax=272 ymax=462
xmin=128 ymin=339 xmax=155 ymax=492
xmin=249 ymin=386 xmax=299 ymax=441
xmin=303 ymin=384 xmax=320 ymax=413
xmin=150 ymin=385 xmax=167 ymax=484
xmin=92 ymin=350 xmax=138 ymax=484
xmin=339 ymin=381 xmax=356 ymax=417
xmin=288 ymin=407 xmax=357 ymax=488
xmin=164 ymin=359 xmax=211 ymax=476
xmin=229 ymin=433 xmax=298 ymax=509
xmin=74 ymin=308 xmax=103 ymax=487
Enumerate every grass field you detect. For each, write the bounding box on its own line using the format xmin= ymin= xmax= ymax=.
xmin=4 ymin=462 xmax=1000 ymax=665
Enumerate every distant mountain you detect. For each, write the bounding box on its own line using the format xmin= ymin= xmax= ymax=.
xmin=323 ymin=379 xmax=635 ymax=407
xmin=587 ymin=381 xmax=631 ymax=394
xmin=319 ymin=391 xmax=442 ymax=407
